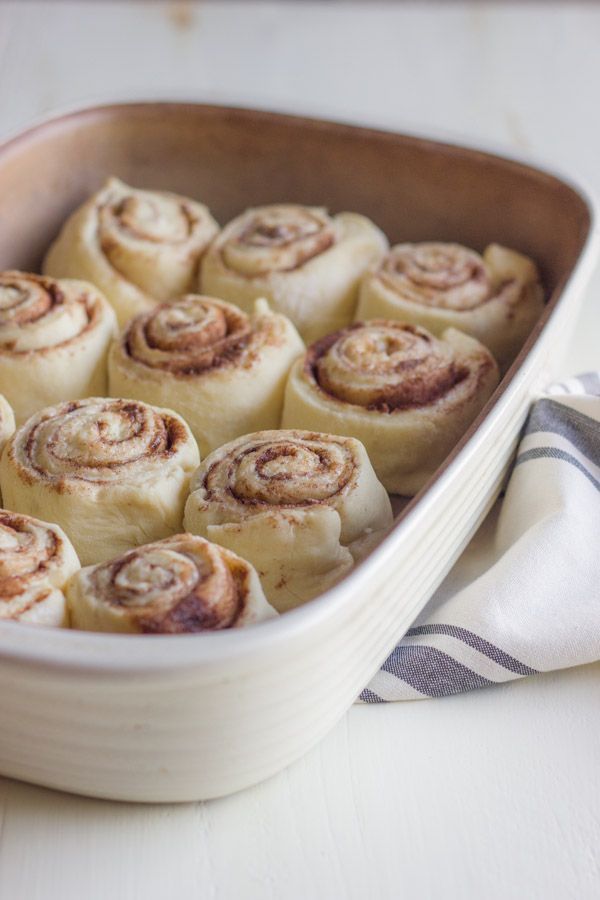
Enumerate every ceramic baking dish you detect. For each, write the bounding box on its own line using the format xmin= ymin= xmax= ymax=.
xmin=0 ymin=103 xmax=595 ymax=803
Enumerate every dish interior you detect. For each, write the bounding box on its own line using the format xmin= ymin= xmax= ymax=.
xmin=0 ymin=102 xmax=592 ymax=644
xmin=0 ymin=104 xmax=590 ymax=292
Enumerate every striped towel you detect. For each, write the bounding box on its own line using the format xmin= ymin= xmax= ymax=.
xmin=362 ymin=373 xmax=600 ymax=702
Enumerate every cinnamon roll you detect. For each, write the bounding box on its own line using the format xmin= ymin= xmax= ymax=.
xmin=356 ymin=243 xmax=544 ymax=369
xmin=108 ymin=295 xmax=304 ymax=456
xmin=0 ymin=398 xmax=200 ymax=566
xmin=200 ymin=204 xmax=387 ymax=342
xmin=44 ymin=178 xmax=219 ymax=326
xmin=281 ymin=321 xmax=499 ymax=495
xmin=0 ymin=272 xmax=117 ymax=424
xmin=66 ymin=533 xmax=276 ymax=634
xmin=184 ymin=430 xmax=393 ymax=611
xmin=0 ymin=510 xmax=79 ymax=626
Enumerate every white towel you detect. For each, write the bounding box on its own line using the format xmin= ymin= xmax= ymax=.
xmin=361 ymin=373 xmax=600 ymax=702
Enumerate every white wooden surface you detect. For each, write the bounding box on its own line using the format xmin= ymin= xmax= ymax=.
xmin=0 ymin=2 xmax=599 ymax=897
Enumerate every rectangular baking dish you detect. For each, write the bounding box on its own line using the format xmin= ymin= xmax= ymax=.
xmin=0 ymin=103 xmax=595 ymax=803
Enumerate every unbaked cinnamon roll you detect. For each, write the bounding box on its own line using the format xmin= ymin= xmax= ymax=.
xmin=282 ymin=321 xmax=499 ymax=495
xmin=109 ymin=294 xmax=304 ymax=455
xmin=66 ymin=533 xmax=276 ymax=633
xmin=356 ymin=243 xmax=544 ymax=369
xmin=0 ymin=398 xmax=200 ymax=566
xmin=200 ymin=204 xmax=387 ymax=342
xmin=0 ymin=272 xmax=117 ymax=423
xmin=0 ymin=510 xmax=79 ymax=626
xmin=44 ymin=178 xmax=219 ymax=326
xmin=184 ymin=429 xmax=393 ymax=611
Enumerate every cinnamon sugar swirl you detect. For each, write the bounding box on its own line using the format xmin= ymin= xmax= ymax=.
xmin=184 ymin=430 xmax=392 ymax=611
xmin=108 ymin=294 xmax=304 ymax=455
xmin=66 ymin=533 xmax=276 ymax=634
xmin=0 ymin=272 xmax=117 ymax=423
xmin=200 ymin=204 xmax=387 ymax=342
xmin=0 ymin=398 xmax=200 ymax=565
xmin=282 ymin=321 xmax=499 ymax=495
xmin=357 ymin=243 xmax=544 ymax=369
xmin=0 ymin=510 xmax=79 ymax=626
xmin=44 ymin=178 xmax=219 ymax=326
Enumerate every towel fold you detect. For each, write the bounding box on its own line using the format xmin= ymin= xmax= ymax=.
xmin=362 ymin=373 xmax=600 ymax=702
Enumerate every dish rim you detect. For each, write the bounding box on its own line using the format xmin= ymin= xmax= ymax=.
xmin=0 ymin=100 xmax=597 ymax=675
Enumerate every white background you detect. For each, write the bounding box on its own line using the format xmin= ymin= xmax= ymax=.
xmin=0 ymin=2 xmax=599 ymax=898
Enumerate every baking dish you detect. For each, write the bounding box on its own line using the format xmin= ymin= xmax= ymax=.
xmin=0 ymin=103 xmax=595 ymax=802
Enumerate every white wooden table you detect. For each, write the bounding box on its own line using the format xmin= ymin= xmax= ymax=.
xmin=0 ymin=2 xmax=599 ymax=897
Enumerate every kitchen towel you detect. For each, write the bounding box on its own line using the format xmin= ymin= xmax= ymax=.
xmin=362 ymin=373 xmax=600 ymax=702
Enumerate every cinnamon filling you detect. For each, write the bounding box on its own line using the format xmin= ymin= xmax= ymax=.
xmin=377 ymin=243 xmax=492 ymax=311
xmin=221 ymin=206 xmax=337 ymax=276
xmin=202 ymin=434 xmax=356 ymax=507
xmin=20 ymin=398 xmax=187 ymax=484
xmin=123 ymin=297 xmax=256 ymax=376
xmin=306 ymin=322 xmax=469 ymax=411
xmin=0 ymin=512 xmax=60 ymax=594
xmin=91 ymin=541 xmax=246 ymax=633
xmin=108 ymin=195 xmax=195 ymax=245
xmin=0 ymin=273 xmax=99 ymax=353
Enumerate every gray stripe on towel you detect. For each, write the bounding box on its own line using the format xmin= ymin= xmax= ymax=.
xmin=516 ymin=446 xmax=600 ymax=492
xmin=381 ymin=645 xmax=494 ymax=697
xmin=405 ymin=624 xmax=537 ymax=675
xmin=525 ymin=399 xmax=600 ymax=466
xmin=359 ymin=687 xmax=384 ymax=703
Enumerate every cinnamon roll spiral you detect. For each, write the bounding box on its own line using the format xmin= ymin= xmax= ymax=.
xmin=200 ymin=204 xmax=387 ymax=342
xmin=0 ymin=510 xmax=79 ymax=626
xmin=0 ymin=398 xmax=200 ymax=566
xmin=66 ymin=533 xmax=276 ymax=634
xmin=356 ymin=243 xmax=544 ymax=369
xmin=0 ymin=272 xmax=117 ymax=423
xmin=108 ymin=294 xmax=304 ymax=455
xmin=184 ymin=429 xmax=392 ymax=611
xmin=281 ymin=321 xmax=499 ymax=495
xmin=44 ymin=178 xmax=219 ymax=326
